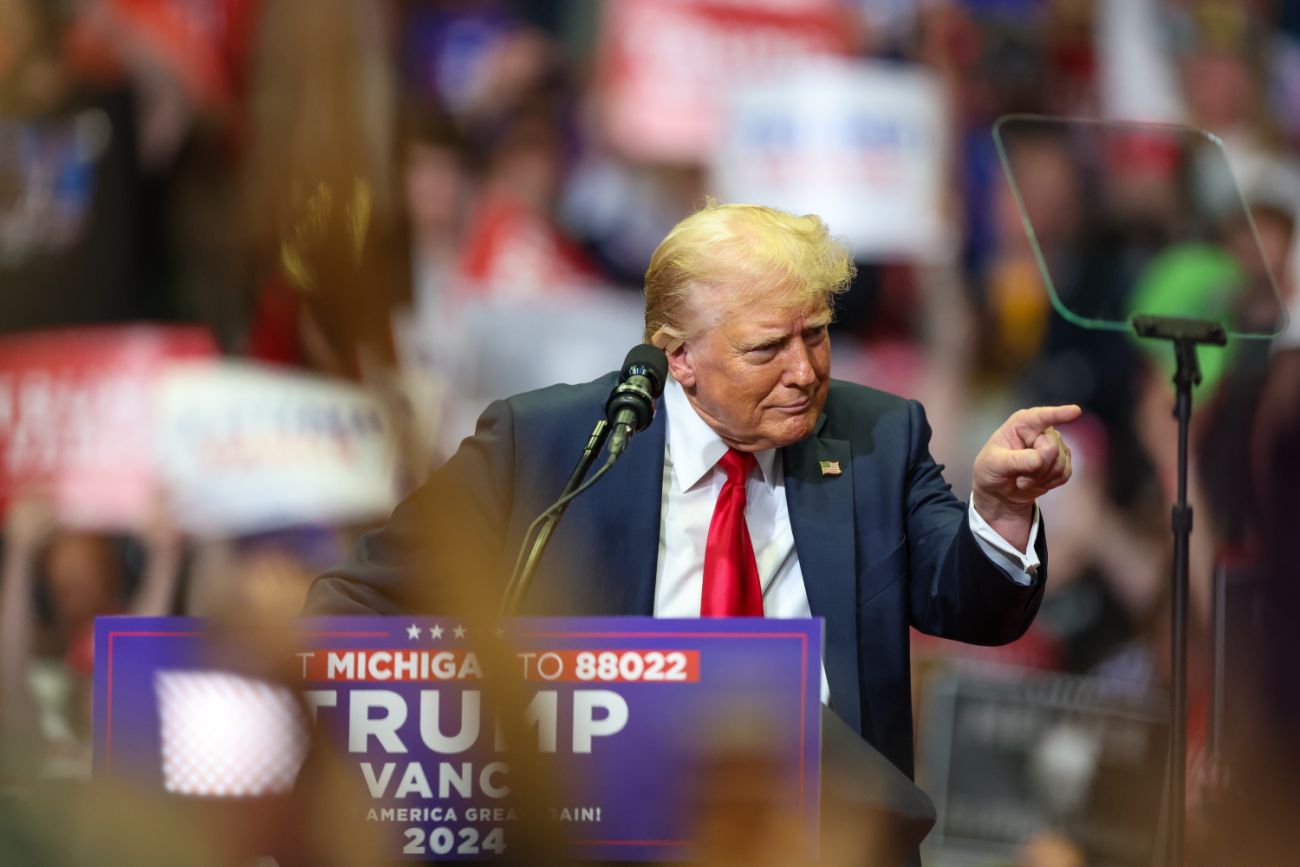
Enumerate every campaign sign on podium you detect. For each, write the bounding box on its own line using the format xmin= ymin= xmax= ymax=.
xmin=93 ymin=616 xmax=823 ymax=861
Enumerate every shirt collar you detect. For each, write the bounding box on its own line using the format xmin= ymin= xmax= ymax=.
xmin=664 ymin=377 xmax=777 ymax=493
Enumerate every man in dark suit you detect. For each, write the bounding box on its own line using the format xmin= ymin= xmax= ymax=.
xmin=306 ymin=202 xmax=1077 ymax=780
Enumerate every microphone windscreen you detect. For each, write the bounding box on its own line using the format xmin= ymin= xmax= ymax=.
xmin=621 ymin=344 xmax=669 ymax=396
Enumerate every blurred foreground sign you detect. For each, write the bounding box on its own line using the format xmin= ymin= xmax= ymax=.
xmin=0 ymin=327 xmax=398 ymax=534
xmin=713 ymin=59 xmax=951 ymax=261
xmin=597 ymin=0 xmax=851 ymax=162
xmin=156 ymin=362 xmax=400 ymax=535
xmin=0 ymin=325 xmax=217 ymax=526
xmin=93 ymin=616 xmax=823 ymax=862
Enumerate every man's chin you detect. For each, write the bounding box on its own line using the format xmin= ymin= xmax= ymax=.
xmin=762 ymin=410 xmax=820 ymax=449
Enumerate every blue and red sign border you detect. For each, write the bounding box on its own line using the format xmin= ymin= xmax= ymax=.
xmin=94 ymin=616 xmax=823 ymax=861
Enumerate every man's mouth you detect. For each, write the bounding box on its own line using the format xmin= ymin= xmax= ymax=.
xmin=772 ymin=396 xmax=812 ymax=413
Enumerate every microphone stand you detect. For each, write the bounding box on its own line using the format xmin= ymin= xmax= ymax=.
xmin=1131 ymin=314 xmax=1227 ymax=867
xmin=498 ymin=419 xmax=610 ymax=617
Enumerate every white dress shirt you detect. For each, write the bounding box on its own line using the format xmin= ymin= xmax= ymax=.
xmin=651 ymin=377 xmax=1042 ymax=705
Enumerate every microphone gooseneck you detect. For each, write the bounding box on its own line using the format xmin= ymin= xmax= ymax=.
xmin=500 ymin=343 xmax=669 ymax=616
xmin=605 ymin=344 xmax=668 ymax=457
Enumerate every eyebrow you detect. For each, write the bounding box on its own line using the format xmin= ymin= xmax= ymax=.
xmin=741 ymin=313 xmax=833 ymax=351
xmin=806 ymin=310 xmax=834 ymax=329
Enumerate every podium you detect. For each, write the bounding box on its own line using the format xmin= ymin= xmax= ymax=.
xmin=93 ymin=615 xmax=933 ymax=864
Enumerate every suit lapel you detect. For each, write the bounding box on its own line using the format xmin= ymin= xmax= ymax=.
xmin=586 ymin=402 xmax=666 ymax=616
xmin=783 ymin=428 xmax=863 ymax=734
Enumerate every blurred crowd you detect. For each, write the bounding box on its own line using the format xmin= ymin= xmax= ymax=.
xmin=1 ymin=1 xmax=1299 ymax=865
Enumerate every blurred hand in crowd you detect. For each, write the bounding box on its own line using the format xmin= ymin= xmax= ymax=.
xmin=4 ymin=495 xmax=59 ymax=557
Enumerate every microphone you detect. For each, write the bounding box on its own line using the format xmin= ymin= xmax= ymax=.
xmin=605 ymin=344 xmax=668 ymax=458
xmin=501 ymin=344 xmax=667 ymax=615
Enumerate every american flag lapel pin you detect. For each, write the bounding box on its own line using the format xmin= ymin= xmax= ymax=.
xmin=819 ymin=460 xmax=842 ymax=477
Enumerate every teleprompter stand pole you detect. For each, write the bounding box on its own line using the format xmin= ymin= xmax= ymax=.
xmin=1131 ymin=314 xmax=1227 ymax=867
xmin=499 ymin=419 xmax=610 ymax=617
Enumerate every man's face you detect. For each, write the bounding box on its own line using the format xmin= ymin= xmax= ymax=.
xmin=668 ymin=286 xmax=832 ymax=452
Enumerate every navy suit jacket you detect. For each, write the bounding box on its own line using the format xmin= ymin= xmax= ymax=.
xmin=305 ymin=373 xmax=1048 ymax=778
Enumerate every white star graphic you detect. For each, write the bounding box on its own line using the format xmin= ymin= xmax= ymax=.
xmin=428 ymin=625 xmax=444 ymax=640
xmin=406 ymin=624 xmax=420 ymax=640
xmin=494 ymin=627 xmax=506 ymax=639
xmin=453 ymin=625 xmax=467 ymax=639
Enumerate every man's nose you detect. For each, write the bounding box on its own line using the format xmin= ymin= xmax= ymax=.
xmin=784 ymin=340 xmax=817 ymax=388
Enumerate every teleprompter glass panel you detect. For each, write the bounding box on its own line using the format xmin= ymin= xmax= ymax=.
xmin=993 ymin=115 xmax=1289 ymax=339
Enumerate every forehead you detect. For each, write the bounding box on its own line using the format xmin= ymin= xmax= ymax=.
xmin=693 ymin=282 xmax=831 ymax=335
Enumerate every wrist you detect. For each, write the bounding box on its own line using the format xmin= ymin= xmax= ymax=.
xmin=971 ymin=489 xmax=1035 ymax=525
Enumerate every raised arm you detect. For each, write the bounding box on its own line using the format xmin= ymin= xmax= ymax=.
xmin=904 ymin=401 xmax=1055 ymax=645
xmin=128 ymin=505 xmax=183 ymax=616
xmin=0 ymin=498 xmax=57 ymax=732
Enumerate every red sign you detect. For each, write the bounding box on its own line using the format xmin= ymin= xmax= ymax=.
xmin=597 ymin=0 xmax=852 ymax=162
xmin=0 ymin=325 xmax=217 ymax=527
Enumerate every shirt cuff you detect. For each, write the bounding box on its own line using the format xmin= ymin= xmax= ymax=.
xmin=967 ymin=499 xmax=1041 ymax=586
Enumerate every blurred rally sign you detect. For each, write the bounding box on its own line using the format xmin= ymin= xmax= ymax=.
xmin=156 ymin=362 xmax=400 ymax=536
xmin=597 ymin=0 xmax=852 ymax=162
xmin=0 ymin=325 xmax=217 ymax=528
xmin=918 ymin=669 xmax=1166 ymax=867
xmin=395 ymin=290 xmax=646 ymax=460
xmin=712 ymin=59 xmax=951 ymax=262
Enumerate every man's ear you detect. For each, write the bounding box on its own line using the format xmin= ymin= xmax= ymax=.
xmin=665 ymin=341 xmax=695 ymax=389
xmin=652 ymin=324 xmax=696 ymax=389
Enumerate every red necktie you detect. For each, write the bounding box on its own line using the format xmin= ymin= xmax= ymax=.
xmin=702 ymin=449 xmax=764 ymax=617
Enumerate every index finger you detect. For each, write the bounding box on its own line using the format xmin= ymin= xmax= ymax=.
xmin=1014 ymin=405 xmax=1082 ymax=436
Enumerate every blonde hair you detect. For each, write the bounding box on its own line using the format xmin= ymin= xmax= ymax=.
xmin=643 ymin=201 xmax=855 ymax=346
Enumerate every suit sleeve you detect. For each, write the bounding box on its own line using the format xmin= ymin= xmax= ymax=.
xmin=302 ymin=398 xmax=518 ymax=615
xmin=902 ymin=400 xmax=1048 ymax=645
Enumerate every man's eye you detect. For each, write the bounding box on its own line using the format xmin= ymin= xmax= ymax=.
xmin=797 ymin=327 xmax=828 ymax=347
xmin=746 ymin=334 xmax=783 ymax=350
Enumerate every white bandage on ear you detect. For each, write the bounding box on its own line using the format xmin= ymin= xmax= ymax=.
xmin=651 ymin=326 xmax=685 ymax=353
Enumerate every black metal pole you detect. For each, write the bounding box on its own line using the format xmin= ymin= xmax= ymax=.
xmin=1131 ymin=315 xmax=1226 ymax=867
xmin=1168 ymin=340 xmax=1196 ymax=867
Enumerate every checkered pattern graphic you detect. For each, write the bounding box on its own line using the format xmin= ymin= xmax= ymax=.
xmin=155 ymin=670 xmax=310 ymax=797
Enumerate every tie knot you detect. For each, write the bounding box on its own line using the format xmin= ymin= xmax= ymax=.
xmin=718 ymin=448 xmax=756 ymax=484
